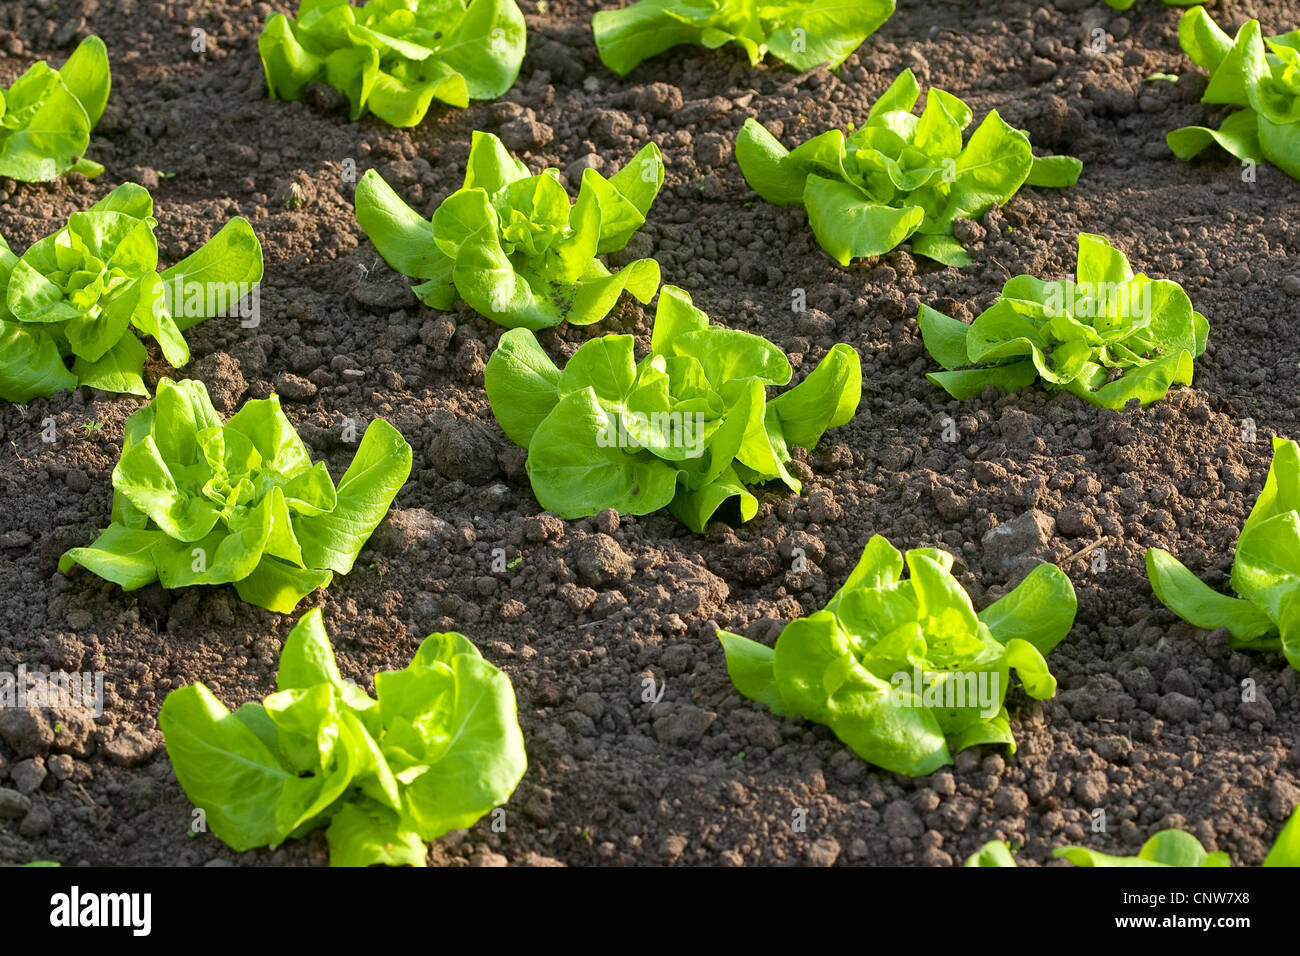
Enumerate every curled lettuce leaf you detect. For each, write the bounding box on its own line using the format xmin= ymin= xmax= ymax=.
xmin=920 ymin=233 xmax=1208 ymax=409
xmin=357 ymin=130 xmax=664 ymax=329
xmin=593 ymin=0 xmax=895 ymax=75
xmin=1168 ymin=8 xmax=1300 ymax=181
xmin=59 ymin=377 xmax=411 ymax=612
xmin=0 ymin=183 xmax=263 ymax=402
xmin=718 ymin=535 xmax=1076 ymax=775
xmin=158 ymin=608 xmax=527 ymax=866
xmin=484 ymin=285 xmax=861 ymax=531
xmin=1147 ymin=436 xmax=1300 ymax=672
xmin=0 ymin=35 xmax=109 ymax=182
xmin=735 ymin=69 xmax=1081 ymax=267
xmin=258 ymin=0 xmax=526 ymax=124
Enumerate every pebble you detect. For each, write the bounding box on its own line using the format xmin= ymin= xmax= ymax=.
xmin=272 ymin=371 xmax=318 ymax=402
xmin=653 ymin=706 xmax=717 ymax=745
xmin=0 ymin=788 xmax=31 ymax=819
xmin=11 ymin=757 xmax=46 ymax=795
xmin=805 ymin=836 xmax=841 ymax=867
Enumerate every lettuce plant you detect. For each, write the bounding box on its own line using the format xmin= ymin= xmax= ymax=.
xmin=735 ymin=69 xmax=1081 ymax=267
xmin=0 ymin=183 xmax=263 ymax=403
xmin=717 ymin=535 xmax=1076 ymax=775
xmin=968 ymin=807 xmax=1300 ymax=866
xmin=0 ymin=35 xmax=109 ymax=182
xmin=1147 ymin=437 xmax=1300 ymax=673
xmin=356 ymin=130 xmax=664 ymax=330
xmin=592 ymin=0 xmax=895 ymax=75
xmin=259 ymin=0 xmax=526 ymax=125
xmin=1168 ymin=8 xmax=1300 ymax=181
xmin=59 ymin=378 xmax=412 ymax=613
xmin=966 ymin=831 xmax=1229 ymax=867
xmin=159 ymin=609 xmax=526 ymax=867
xmin=484 ymin=285 xmax=860 ymax=532
xmin=919 ymin=234 xmax=1208 ymax=409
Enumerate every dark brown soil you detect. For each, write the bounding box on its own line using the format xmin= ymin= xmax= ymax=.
xmin=2 ymin=0 xmax=1299 ymax=867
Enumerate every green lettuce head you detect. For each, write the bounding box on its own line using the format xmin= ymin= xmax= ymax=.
xmin=1168 ymin=7 xmax=1300 ymax=181
xmin=736 ymin=69 xmax=1081 ymax=267
xmin=485 ymin=285 xmax=861 ymax=532
xmin=719 ymin=536 xmax=1076 ymax=775
xmin=60 ymin=378 xmax=412 ymax=613
xmin=1148 ymin=436 xmax=1300 ymax=673
xmin=159 ymin=609 xmax=527 ymax=866
xmin=0 ymin=183 xmax=263 ymax=402
xmin=920 ymin=233 xmax=1208 ymax=408
xmin=593 ymin=0 xmax=896 ymax=75
xmin=356 ymin=130 xmax=664 ymax=331
xmin=259 ymin=0 xmax=526 ymax=124
xmin=0 ymin=35 xmax=109 ymax=182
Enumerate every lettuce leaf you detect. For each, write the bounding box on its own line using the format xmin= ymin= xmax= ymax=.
xmin=59 ymin=377 xmax=411 ymax=612
xmin=593 ymin=0 xmax=895 ymax=75
xmin=736 ymin=69 xmax=1080 ymax=266
xmin=258 ymin=0 xmax=526 ymax=125
xmin=485 ymin=285 xmax=861 ymax=531
xmin=1168 ymin=7 xmax=1300 ymax=181
xmin=920 ymin=233 xmax=1207 ymax=409
xmin=719 ymin=536 xmax=1076 ymax=775
xmin=0 ymin=35 xmax=110 ymax=182
xmin=357 ymin=130 xmax=664 ymax=329
xmin=0 ymin=183 xmax=263 ymax=402
xmin=1147 ymin=436 xmax=1300 ymax=672
xmin=158 ymin=608 xmax=526 ymax=866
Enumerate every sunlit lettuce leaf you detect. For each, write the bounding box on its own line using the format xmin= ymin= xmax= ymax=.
xmin=719 ymin=534 xmax=1075 ymax=774
xmin=0 ymin=35 xmax=109 ymax=182
xmin=485 ymin=285 xmax=861 ymax=531
xmin=736 ymin=69 xmax=1080 ymax=266
xmin=593 ymin=0 xmax=895 ymax=75
xmin=258 ymin=0 xmax=526 ymax=125
xmin=357 ymin=132 xmax=663 ymax=329
xmin=1147 ymin=437 xmax=1300 ymax=671
xmin=0 ymin=183 xmax=263 ymax=402
xmin=1169 ymin=7 xmax=1300 ymax=180
xmin=159 ymin=608 xmax=526 ymax=866
xmin=60 ymin=378 xmax=411 ymax=612
xmin=921 ymin=233 xmax=1206 ymax=409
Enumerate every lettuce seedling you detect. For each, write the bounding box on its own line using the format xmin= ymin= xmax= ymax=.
xmin=717 ymin=535 xmax=1076 ymax=775
xmin=919 ymin=234 xmax=1208 ymax=409
xmin=1168 ymin=8 xmax=1300 ymax=181
xmin=60 ymin=378 xmax=412 ymax=613
xmin=735 ymin=69 xmax=1081 ymax=267
xmin=0 ymin=35 xmax=109 ymax=182
xmin=593 ymin=0 xmax=895 ymax=75
xmin=0 ymin=183 xmax=263 ymax=402
xmin=259 ymin=0 xmax=526 ymax=125
xmin=968 ymin=807 xmax=1300 ymax=866
xmin=159 ymin=608 xmax=527 ymax=867
xmin=356 ymin=130 xmax=664 ymax=330
xmin=1147 ymin=437 xmax=1300 ymax=673
xmin=485 ymin=285 xmax=860 ymax=532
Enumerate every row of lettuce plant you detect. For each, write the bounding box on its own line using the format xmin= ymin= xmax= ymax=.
xmin=6 ymin=7 xmax=1295 ymax=186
